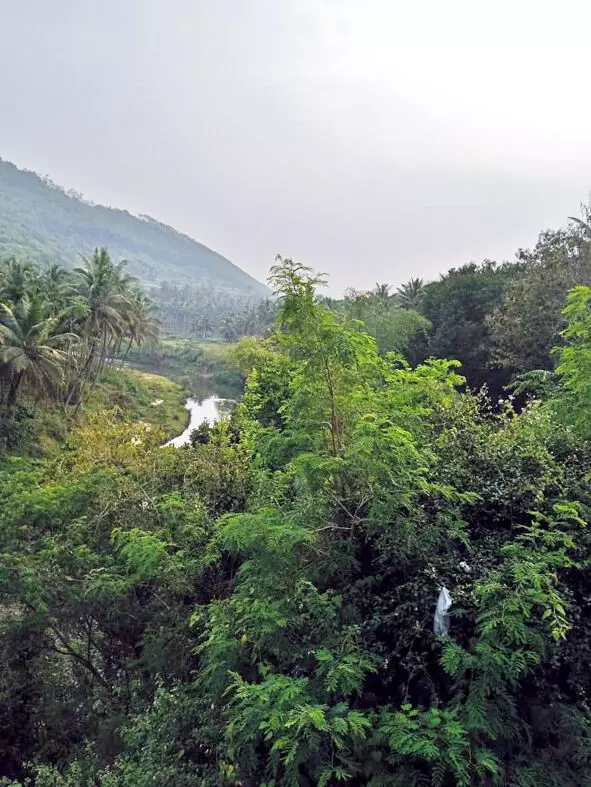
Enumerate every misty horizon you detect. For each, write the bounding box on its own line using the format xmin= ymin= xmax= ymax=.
xmin=2 ymin=1 xmax=591 ymax=294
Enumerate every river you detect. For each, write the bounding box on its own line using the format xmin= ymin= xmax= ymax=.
xmin=165 ymin=395 xmax=226 ymax=447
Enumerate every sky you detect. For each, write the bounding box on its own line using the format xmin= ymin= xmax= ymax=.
xmin=2 ymin=0 xmax=591 ymax=294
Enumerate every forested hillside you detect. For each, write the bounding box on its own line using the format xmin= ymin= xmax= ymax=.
xmin=0 ymin=159 xmax=266 ymax=294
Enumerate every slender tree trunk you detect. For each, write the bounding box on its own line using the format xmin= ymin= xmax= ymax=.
xmin=6 ymin=371 xmax=24 ymax=414
xmin=121 ymin=336 xmax=135 ymax=366
xmin=67 ymin=339 xmax=95 ymax=411
xmin=91 ymin=332 xmax=109 ymax=386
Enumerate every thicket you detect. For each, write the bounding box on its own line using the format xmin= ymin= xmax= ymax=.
xmin=1 ymin=251 xmax=591 ymax=785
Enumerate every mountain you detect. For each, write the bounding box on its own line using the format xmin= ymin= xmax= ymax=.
xmin=0 ymin=159 xmax=267 ymax=295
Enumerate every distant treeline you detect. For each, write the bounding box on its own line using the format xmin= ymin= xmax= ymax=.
xmin=322 ymin=213 xmax=591 ymax=397
xmin=149 ymin=280 xmax=279 ymax=340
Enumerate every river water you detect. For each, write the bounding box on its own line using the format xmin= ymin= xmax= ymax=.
xmin=165 ymin=396 xmax=225 ymax=447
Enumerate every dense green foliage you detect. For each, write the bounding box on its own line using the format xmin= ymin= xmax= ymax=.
xmin=413 ymin=220 xmax=591 ymax=393
xmin=0 ymin=249 xmax=164 ymax=451
xmin=339 ymin=282 xmax=431 ymax=361
xmin=2 ymin=251 xmax=591 ymax=786
xmin=329 ymin=219 xmax=591 ymax=396
xmin=0 ymin=159 xmax=266 ymax=294
xmin=1 ymin=366 xmax=186 ymax=457
xmin=415 ymin=261 xmax=524 ymax=393
xmin=489 ymin=227 xmax=591 ymax=374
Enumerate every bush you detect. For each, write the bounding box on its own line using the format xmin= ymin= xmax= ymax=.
xmin=0 ymin=403 xmax=35 ymax=453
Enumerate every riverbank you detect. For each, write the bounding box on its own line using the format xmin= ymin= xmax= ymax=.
xmin=2 ymin=368 xmax=189 ymax=459
xmin=165 ymin=395 xmax=227 ymax=447
xmin=94 ymin=368 xmax=189 ymax=439
xmin=1 ymin=336 xmax=247 ymax=460
xmin=120 ymin=339 xmax=245 ymax=399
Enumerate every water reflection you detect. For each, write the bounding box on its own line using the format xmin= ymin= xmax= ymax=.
xmin=129 ymin=360 xmax=242 ymax=402
xmin=165 ymin=396 xmax=224 ymax=447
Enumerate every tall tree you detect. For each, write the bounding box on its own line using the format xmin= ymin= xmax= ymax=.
xmin=39 ymin=263 xmax=72 ymax=311
xmin=396 ymin=276 xmax=424 ymax=308
xmin=0 ymin=294 xmax=74 ymax=409
xmin=0 ymin=259 xmax=37 ymax=304
xmin=72 ymin=248 xmax=135 ymax=382
xmin=119 ymin=290 xmax=160 ymax=361
xmin=416 ymin=261 xmax=522 ymax=393
xmin=489 ymin=226 xmax=591 ymax=372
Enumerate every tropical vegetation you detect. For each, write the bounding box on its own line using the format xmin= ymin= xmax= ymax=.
xmin=150 ymin=279 xmax=278 ymax=341
xmin=1 ymin=203 xmax=591 ymax=786
xmin=0 ymin=249 xmax=160 ymax=437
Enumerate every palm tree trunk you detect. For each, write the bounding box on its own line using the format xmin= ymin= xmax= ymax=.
xmin=91 ymin=332 xmax=109 ymax=386
xmin=6 ymin=371 xmax=24 ymax=414
xmin=121 ymin=336 xmax=134 ymax=366
xmin=65 ymin=340 xmax=95 ymax=409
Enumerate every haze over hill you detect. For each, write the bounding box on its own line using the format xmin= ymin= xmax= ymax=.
xmin=0 ymin=159 xmax=267 ymax=296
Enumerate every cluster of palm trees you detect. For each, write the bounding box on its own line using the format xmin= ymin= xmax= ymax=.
xmin=0 ymin=248 xmax=159 ymax=416
xmin=339 ymin=278 xmax=425 ymax=318
xmin=217 ymin=299 xmax=278 ymax=341
xmin=151 ymin=280 xmax=278 ymax=340
xmin=151 ymin=276 xmax=426 ymax=343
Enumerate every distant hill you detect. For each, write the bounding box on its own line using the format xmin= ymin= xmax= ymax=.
xmin=0 ymin=159 xmax=267 ymax=295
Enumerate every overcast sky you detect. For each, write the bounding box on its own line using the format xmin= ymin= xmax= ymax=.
xmin=2 ymin=0 xmax=590 ymax=293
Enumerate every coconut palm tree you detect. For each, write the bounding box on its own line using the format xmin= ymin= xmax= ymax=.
xmin=40 ymin=263 xmax=72 ymax=312
xmin=236 ymin=304 xmax=259 ymax=337
xmin=396 ymin=277 xmax=425 ymax=309
xmin=0 ymin=294 xmax=75 ymax=410
xmin=373 ymin=283 xmax=391 ymax=304
xmin=72 ymin=248 xmax=135 ymax=382
xmin=0 ymin=259 xmax=38 ymax=304
xmin=221 ymin=314 xmax=238 ymax=342
xmin=130 ymin=291 xmax=159 ymax=345
xmin=192 ymin=313 xmax=214 ymax=339
xmin=118 ymin=290 xmax=160 ymax=362
xmin=256 ymin=298 xmax=278 ymax=329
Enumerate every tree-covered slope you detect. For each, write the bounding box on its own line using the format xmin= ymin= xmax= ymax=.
xmin=0 ymin=159 xmax=267 ymax=295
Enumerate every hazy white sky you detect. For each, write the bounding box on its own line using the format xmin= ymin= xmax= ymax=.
xmin=2 ymin=0 xmax=590 ymax=293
